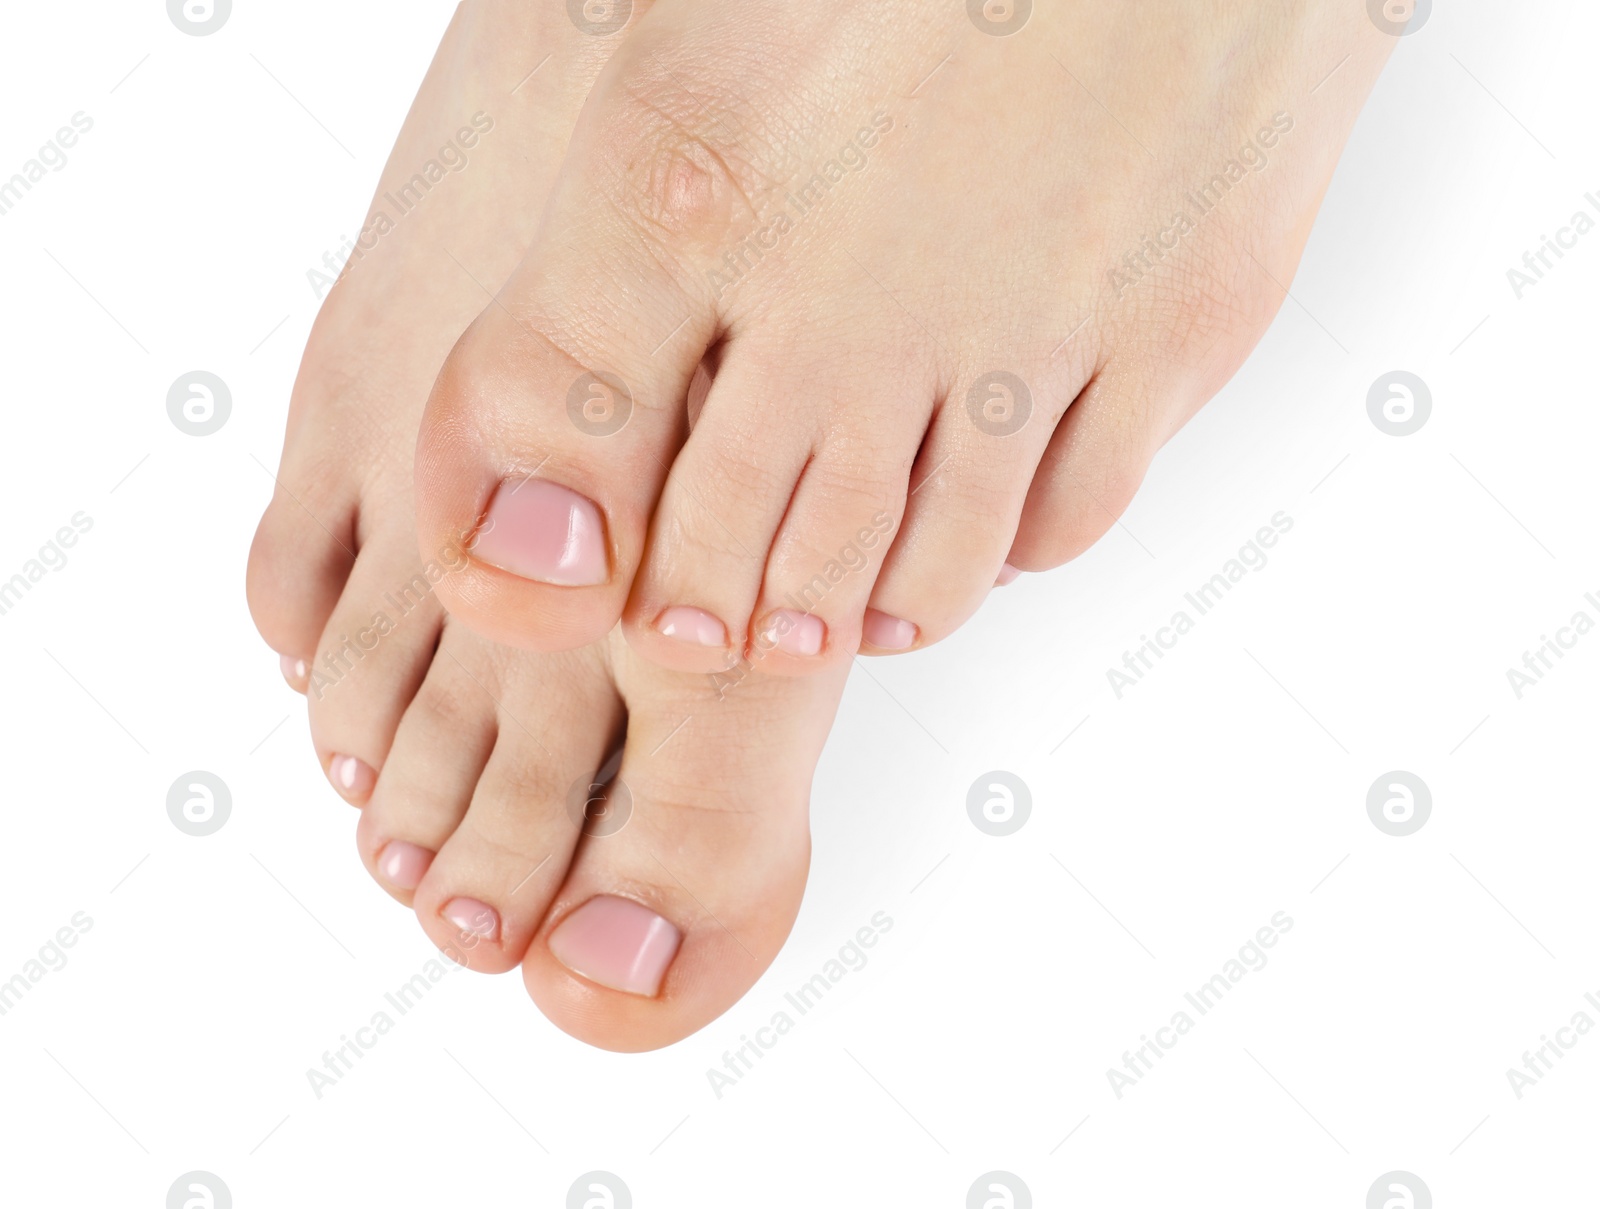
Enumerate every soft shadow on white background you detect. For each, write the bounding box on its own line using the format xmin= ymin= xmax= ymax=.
xmin=0 ymin=1 xmax=1593 ymax=1204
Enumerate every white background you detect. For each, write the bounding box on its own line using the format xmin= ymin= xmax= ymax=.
xmin=1 ymin=1 xmax=1596 ymax=1205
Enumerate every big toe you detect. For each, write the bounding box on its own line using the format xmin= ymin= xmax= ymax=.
xmin=521 ymin=643 xmax=848 ymax=1051
xmin=414 ymin=41 xmax=747 ymax=656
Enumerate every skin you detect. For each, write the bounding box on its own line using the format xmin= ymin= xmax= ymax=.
xmin=248 ymin=0 xmax=848 ymax=1052
xmin=414 ymin=0 xmax=1395 ymax=678
xmin=251 ymin=0 xmax=1395 ymax=1050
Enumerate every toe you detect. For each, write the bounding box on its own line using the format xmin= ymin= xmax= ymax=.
xmin=414 ymin=41 xmax=759 ymax=655
xmin=739 ymin=406 xmax=919 ymax=672
xmin=617 ymin=353 xmax=800 ymax=673
xmin=521 ymin=651 xmax=847 ymax=1051
xmin=622 ymin=346 xmax=904 ymax=674
xmin=404 ymin=644 xmax=623 ymax=974
xmin=355 ymin=626 xmax=502 ymax=903
xmin=305 ymin=526 xmax=446 ymax=804
xmin=865 ymin=363 xmax=1070 ymax=649
xmin=623 ymin=343 xmax=929 ymax=675
xmin=247 ymin=474 xmax=357 ymax=673
xmin=1008 ymin=365 xmax=1168 ymax=571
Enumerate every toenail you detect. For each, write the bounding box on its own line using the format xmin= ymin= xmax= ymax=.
xmin=655 ymin=605 xmax=726 ymax=648
xmin=329 ymin=754 xmax=376 ymax=800
xmin=995 ymin=563 xmax=1022 ymax=587
xmin=861 ymin=609 xmax=918 ymax=651
xmin=547 ymin=895 xmax=682 ymax=998
xmin=279 ymin=653 xmax=308 ymax=688
xmin=442 ymin=897 xmax=500 ymax=942
xmin=471 ymin=478 xmax=608 ymax=587
xmin=377 ymin=840 xmax=432 ymax=890
xmin=759 ymin=610 xmax=825 ymax=658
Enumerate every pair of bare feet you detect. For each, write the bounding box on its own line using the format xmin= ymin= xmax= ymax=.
xmin=247 ymin=0 xmax=1393 ymax=1051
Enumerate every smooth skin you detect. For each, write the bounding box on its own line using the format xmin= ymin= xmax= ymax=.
xmin=415 ymin=0 xmax=1395 ymax=676
xmin=248 ymin=0 xmax=848 ymax=1052
xmin=249 ymin=0 xmax=1396 ymax=1051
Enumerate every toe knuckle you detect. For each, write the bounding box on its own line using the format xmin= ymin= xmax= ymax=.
xmin=594 ymin=81 xmax=764 ymax=252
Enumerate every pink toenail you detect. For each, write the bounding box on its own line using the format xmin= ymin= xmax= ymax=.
xmin=655 ymin=605 xmax=726 ymax=648
xmin=329 ymin=754 xmax=376 ymax=800
xmin=862 ymin=609 xmax=918 ymax=651
xmin=279 ymin=653 xmax=308 ymax=687
xmin=547 ymin=895 xmax=682 ymax=998
xmin=759 ymin=610 xmax=825 ymax=657
xmin=995 ymin=563 xmax=1022 ymax=586
xmin=443 ymin=897 xmax=500 ymax=942
xmin=378 ymin=840 xmax=433 ymax=890
xmin=471 ymin=477 xmax=608 ymax=587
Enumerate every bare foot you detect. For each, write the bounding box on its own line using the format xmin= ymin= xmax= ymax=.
xmin=248 ymin=0 xmax=846 ymax=1052
xmin=414 ymin=0 xmax=1394 ymax=677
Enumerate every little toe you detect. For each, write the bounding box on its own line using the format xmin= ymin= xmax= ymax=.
xmin=247 ymin=474 xmax=357 ymax=682
xmin=1008 ymin=366 xmax=1168 ymax=572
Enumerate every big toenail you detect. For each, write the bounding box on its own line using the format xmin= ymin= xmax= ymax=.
xmin=862 ymin=609 xmax=918 ymax=651
xmin=547 ymin=895 xmax=682 ymax=998
xmin=442 ymin=897 xmax=500 ymax=942
xmin=759 ymin=610 xmax=825 ymax=657
xmin=995 ymin=563 xmax=1022 ymax=587
xmin=656 ymin=606 xmax=726 ymax=647
xmin=378 ymin=840 xmax=432 ymax=890
xmin=279 ymin=653 xmax=309 ymax=688
xmin=329 ymin=754 xmax=376 ymax=800
xmin=471 ymin=478 xmax=608 ymax=587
